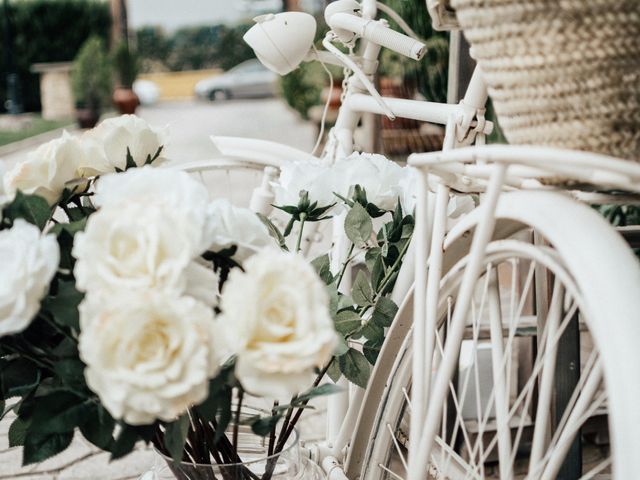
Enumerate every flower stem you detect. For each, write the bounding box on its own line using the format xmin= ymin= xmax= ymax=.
xmin=335 ymin=243 xmax=355 ymax=289
xmin=294 ymin=213 xmax=307 ymax=253
xmin=233 ymin=388 xmax=244 ymax=457
xmin=267 ymin=401 xmax=278 ymax=456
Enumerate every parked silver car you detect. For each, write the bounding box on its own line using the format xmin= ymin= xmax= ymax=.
xmin=194 ymin=59 xmax=278 ymax=101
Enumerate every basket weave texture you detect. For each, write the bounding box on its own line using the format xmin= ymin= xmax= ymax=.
xmin=451 ymin=0 xmax=640 ymax=162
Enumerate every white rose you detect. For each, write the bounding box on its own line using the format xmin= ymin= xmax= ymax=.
xmin=73 ymin=202 xmax=218 ymax=306
xmin=0 ymin=162 xmax=13 ymax=220
xmin=333 ymin=153 xmax=408 ymax=211
xmin=93 ymin=166 xmax=213 ymax=252
xmin=206 ymin=199 xmax=272 ymax=262
xmin=273 ymin=160 xmax=337 ymax=208
xmin=220 ymin=250 xmax=337 ymax=398
xmin=3 ymin=132 xmax=82 ymax=205
xmin=0 ymin=220 xmax=59 ymax=336
xmin=86 ymin=115 xmax=168 ymax=171
xmin=78 ymin=291 xmax=221 ymax=425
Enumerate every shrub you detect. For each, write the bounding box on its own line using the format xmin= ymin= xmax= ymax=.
xmin=0 ymin=0 xmax=111 ymax=112
xmin=71 ymin=36 xmax=112 ymax=110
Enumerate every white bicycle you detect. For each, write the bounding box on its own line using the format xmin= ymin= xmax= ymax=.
xmin=170 ymin=1 xmax=640 ymax=478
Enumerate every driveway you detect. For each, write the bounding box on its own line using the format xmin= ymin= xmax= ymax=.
xmin=1 ymin=97 xmax=316 ymax=167
xmin=138 ymin=98 xmax=316 ymax=163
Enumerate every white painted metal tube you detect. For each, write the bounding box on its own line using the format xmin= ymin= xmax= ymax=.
xmin=332 ymin=385 xmax=365 ymax=457
xmin=328 ymin=13 xmax=426 ymax=60
xmin=322 ymin=456 xmax=350 ymax=480
xmin=344 ymin=93 xmax=461 ymax=125
xmin=410 ymin=164 xmax=507 ymax=480
xmin=409 ymin=144 xmax=640 ymax=180
xmin=488 ymin=268 xmax=514 ymax=480
xmin=408 ymin=166 xmax=430 ymax=476
xmin=210 ymin=136 xmax=319 ymax=164
xmin=422 ymin=183 xmax=450 ymax=410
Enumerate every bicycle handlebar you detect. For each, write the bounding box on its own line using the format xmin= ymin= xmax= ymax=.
xmin=328 ymin=12 xmax=427 ymax=61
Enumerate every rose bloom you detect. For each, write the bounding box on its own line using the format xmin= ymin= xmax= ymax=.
xmin=273 ymin=160 xmax=337 ymax=209
xmin=0 ymin=162 xmax=13 ymax=220
xmin=332 ymin=152 xmax=410 ymax=211
xmin=93 ymin=167 xmax=212 ymax=252
xmin=0 ymin=220 xmax=59 ymax=336
xmin=220 ymin=250 xmax=337 ymax=399
xmin=85 ymin=115 xmax=167 ymax=171
xmin=206 ymin=199 xmax=272 ymax=262
xmin=79 ymin=291 xmax=221 ymax=425
xmin=3 ymin=132 xmax=82 ymax=205
xmin=73 ymin=202 xmax=218 ymax=306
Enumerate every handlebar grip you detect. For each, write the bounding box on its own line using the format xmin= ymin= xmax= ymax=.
xmin=362 ymin=21 xmax=427 ymax=61
xmin=329 ymin=13 xmax=427 ymax=61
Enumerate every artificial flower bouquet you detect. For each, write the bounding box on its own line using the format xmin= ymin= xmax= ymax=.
xmin=0 ymin=115 xmax=417 ymax=478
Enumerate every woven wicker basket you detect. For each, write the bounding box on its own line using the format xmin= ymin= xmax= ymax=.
xmin=451 ymin=0 xmax=640 ymax=163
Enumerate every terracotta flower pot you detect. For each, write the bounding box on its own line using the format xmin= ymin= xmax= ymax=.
xmin=75 ymin=108 xmax=100 ymax=129
xmin=112 ymin=86 xmax=140 ymax=115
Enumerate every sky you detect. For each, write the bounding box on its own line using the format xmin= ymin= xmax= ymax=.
xmin=127 ymin=0 xmax=284 ymax=31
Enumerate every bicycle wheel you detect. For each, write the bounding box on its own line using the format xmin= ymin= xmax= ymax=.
xmin=349 ymin=190 xmax=640 ymax=480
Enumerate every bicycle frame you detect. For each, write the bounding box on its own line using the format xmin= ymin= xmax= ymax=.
xmin=191 ymin=1 xmax=640 ymax=477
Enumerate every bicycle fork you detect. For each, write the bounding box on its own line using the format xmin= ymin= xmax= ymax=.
xmin=408 ymin=162 xmax=508 ymax=480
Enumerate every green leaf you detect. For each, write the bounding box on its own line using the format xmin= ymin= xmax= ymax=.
xmin=294 ymin=383 xmax=343 ymax=405
xmin=165 ymin=414 xmax=190 ymax=464
xmin=1 ymin=359 xmax=40 ymax=397
xmin=351 ymin=271 xmax=373 ymax=307
xmin=125 ymin=147 xmax=137 ymax=170
xmin=344 ymin=202 xmax=373 ymax=246
xmin=256 ymin=213 xmax=288 ymax=251
xmin=283 ymin=217 xmax=295 ymax=237
xmin=327 ymin=359 xmax=342 ymax=383
xmin=334 ymin=310 xmax=362 ymax=336
xmin=215 ymin=389 xmax=233 ymax=441
xmin=110 ymin=425 xmax=139 ymax=460
xmin=4 ymin=191 xmax=51 ymax=230
xmin=250 ymin=414 xmax=282 ymax=436
xmin=327 ymin=284 xmax=340 ymax=318
xmin=334 ymin=336 xmax=349 ymax=356
xmin=29 ymin=392 xmax=90 ymax=435
xmin=9 ymin=416 xmax=31 ymax=447
xmin=371 ymin=255 xmax=385 ymax=291
xmin=338 ymin=294 xmax=355 ymax=310
xmin=311 ymin=254 xmax=333 ymax=284
xmin=371 ymin=297 xmax=398 ymax=328
xmin=365 ymin=247 xmax=381 ymax=272
xmin=23 ymin=431 xmax=74 ymax=465
xmin=79 ymin=404 xmax=115 ymax=450
xmin=54 ymin=359 xmax=86 ymax=391
xmin=339 ymin=349 xmax=370 ymax=389
xmin=363 ymin=339 xmax=383 ymax=365
xmin=50 ymin=217 xmax=88 ymax=237
xmin=44 ymin=281 xmax=84 ymax=332
xmin=357 ymin=321 xmax=383 ymax=342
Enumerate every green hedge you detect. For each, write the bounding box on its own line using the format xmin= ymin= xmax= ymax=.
xmin=0 ymin=0 xmax=111 ymax=113
xmin=136 ymin=23 xmax=255 ymax=73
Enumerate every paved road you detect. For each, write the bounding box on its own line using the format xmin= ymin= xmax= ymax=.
xmin=1 ymin=97 xmax=316 ymax=167
xmin=138 ymin=98 xmax=316 ymax=163
xmin=0 ymin=98 xmax=319 ymax=479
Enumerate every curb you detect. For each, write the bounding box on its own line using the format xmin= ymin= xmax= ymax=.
xmin=0 ymin=124 xmax=77 ymax=158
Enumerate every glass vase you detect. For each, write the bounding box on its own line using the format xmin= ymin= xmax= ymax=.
xmin=139 ymin=409 xmax=324 ymax=480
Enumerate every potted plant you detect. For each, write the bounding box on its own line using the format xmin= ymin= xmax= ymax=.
xmin=112 ymin=41 xmax=140 ymax=114
xmin=71 ymin=36 xmax=111 ymax=129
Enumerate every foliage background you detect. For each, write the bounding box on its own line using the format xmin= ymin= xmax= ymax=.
xmin=0 ymin=0 xmax=111 ymax=113
xmin=135 ymin=24 xmax=255 ymax=73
